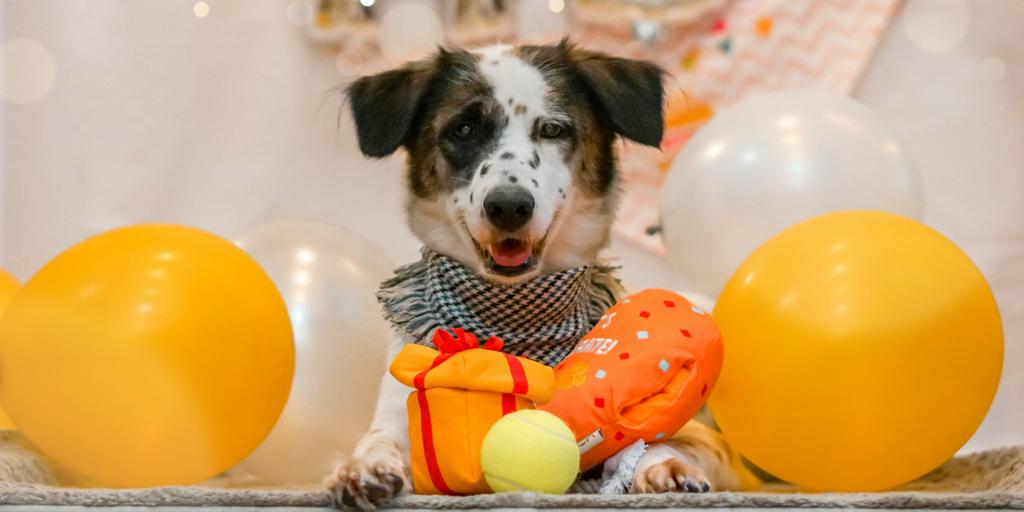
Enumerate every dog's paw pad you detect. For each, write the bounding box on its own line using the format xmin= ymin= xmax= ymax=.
xmin=326 ymin=457 xmax=408 ymax=510
xmin=632 ymin=457 xmax=712 ymax=494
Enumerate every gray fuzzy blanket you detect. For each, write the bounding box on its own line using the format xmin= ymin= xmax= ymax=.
xmin=1 ymin=431 xmax=1022 ymax=509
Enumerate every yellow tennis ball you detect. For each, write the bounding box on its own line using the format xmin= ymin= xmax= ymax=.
xmin=480 ymin=409 xmax=580 ymax=494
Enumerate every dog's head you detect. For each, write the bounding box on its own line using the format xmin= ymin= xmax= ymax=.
xmin=347 ymin=41 xmax=664 ymax=283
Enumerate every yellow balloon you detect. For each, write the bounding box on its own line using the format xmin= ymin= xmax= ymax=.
xmin=0 ymin=268 xmax=19 ymax=306
xmin=0 ymin=269 xmax=21 ymax=430
xmin=0 ymin=225 xmax=294 ymax=487
xmin=710 ymin=211 xmax=1002 ymax=491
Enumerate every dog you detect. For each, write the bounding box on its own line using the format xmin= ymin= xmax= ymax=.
xmin=327 ymin=40 xmax=757 ymax=509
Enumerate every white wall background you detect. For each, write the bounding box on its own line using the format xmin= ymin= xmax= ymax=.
xmin=855 ymin=0 xmax=1024 ymax=452
xmin=0 ymin=1 xmax=6 ymax=263
xmin=3 ymin=0 xmax=1022 ymax=451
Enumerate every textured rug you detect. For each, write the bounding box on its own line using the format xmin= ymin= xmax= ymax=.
xmin=1 ymin=432 xmax=1022 ymax=509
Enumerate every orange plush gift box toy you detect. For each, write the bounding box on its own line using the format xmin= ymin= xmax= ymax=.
xmin=542 ymin=289 xmax=723 ymax=470
xmin=390 ymin=328 xmax=556 ymax=495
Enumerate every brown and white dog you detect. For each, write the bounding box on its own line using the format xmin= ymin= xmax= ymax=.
xmin=327 ymin=40 xmax=757 ymax=509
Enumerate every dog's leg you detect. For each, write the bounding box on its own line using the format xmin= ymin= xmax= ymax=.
xmin=632 ymin=420 xmax=759 ymax=494
xmin=327 ymin=334 xmax=410 ymax=509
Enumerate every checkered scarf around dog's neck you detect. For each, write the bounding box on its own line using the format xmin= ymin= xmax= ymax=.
xmin=378 ymin=247 xmax=621 ymax=366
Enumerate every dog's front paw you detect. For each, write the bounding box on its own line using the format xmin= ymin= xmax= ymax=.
xmin=632 ymin=457 xmax=712 ymax=494
xmin=326 ymin=454 xmax=409 ymax=510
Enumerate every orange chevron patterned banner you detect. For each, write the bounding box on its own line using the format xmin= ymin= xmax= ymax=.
xmin=574 ymin=0 xmax=901 ymax=253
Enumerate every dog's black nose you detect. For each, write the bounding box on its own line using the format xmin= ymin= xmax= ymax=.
xmin=484 ymin=186 xmax=535 ymax=231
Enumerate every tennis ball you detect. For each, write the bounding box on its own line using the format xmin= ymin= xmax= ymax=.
xmin=480 ymin=409 xmax=580 ymax=494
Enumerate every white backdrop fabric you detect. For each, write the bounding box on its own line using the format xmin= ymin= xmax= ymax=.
xmin=3 ymin=0 xmax=1022 ymax=452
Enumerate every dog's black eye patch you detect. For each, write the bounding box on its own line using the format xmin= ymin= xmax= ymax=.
xmin=443 ymin=103 xmax=489 ymax=142
xmin=440 ymin=101 xmax=504 ymax=188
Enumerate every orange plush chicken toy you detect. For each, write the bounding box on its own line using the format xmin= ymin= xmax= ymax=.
xmin=542 ymin=289 xmax=724 ymax=470
xmin=390 ymin=328 xmax=555 ymax=495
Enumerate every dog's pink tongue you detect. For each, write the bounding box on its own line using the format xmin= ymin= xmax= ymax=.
xmin=490 ymin=240 xmax=532 ymax=267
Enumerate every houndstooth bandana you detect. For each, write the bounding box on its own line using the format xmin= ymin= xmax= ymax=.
xmin=378 ymin=247 xmax=620 ymax=366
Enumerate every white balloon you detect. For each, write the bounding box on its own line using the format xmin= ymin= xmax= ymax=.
xmin=660 ymin=89 xmax=923 ymax=297
xmin=234 ymin=220 xmax=393 ymax=484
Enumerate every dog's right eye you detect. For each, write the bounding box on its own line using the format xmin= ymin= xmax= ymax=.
xmin=452 ymin=123 xmax=474 ymax=140
xmin=539 ymin=121 xmax=564 ymax=139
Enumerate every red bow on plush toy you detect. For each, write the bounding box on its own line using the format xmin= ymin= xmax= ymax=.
xmin=431 ymin=328 xmax=505 ymax=354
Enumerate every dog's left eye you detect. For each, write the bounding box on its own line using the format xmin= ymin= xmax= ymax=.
xmin=539 ymin=122 xmax=564 ymax=139
xmin=452 ymin=123 xmax=474 ymax=140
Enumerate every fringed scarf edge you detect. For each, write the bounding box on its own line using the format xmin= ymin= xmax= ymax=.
xmin=377 ymin=251 xmax=622 ymax=347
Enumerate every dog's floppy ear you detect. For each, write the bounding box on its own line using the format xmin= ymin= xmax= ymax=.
xmin=565 ymin=42 xmax=666 ymax=148
xmin=346 ymin=57 xmax=437 ymax=158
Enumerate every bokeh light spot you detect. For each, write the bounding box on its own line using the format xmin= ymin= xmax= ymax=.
xmin=193 ymin=1 xmax=210 ymax=18
xmin=1 ymin=38 xmax=56 ymax=104
xmin=902 ymin=0 xmax=969 ymax=53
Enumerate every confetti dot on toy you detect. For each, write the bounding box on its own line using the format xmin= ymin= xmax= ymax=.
xmin=681 ymin=329 xmax=692 ymax=338
xmin=614 ymin=431 xmax=625 ymax=441
xmin=594 ymin=397 xmax=605 ymax=408
xmin=663 ymin=300 xmax=676 ymax=308
xmin=658 ymin=359 xmax=670 ymax=372
xmin=639 ymin=311 xmax=650 ymax=318
xmin=655 ymin=432 xmax=666 ymax=440
xmin=636 ymin=330 xmax=649 ymax=340
xmin=756 ymin=17 xmax=773 ymax=37
xmin=595 ymin=370 xmax=607 ymax=379
xmin=619 ymin=353 xmax=630 ymax=360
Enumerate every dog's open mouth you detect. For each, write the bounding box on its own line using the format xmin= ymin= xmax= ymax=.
xmin=460 ymin=227 xmax=547 ymax=278
xmin=489 ymin=238 xmax=531 ymax=268
xmin=459 ymin=214 xmax=555 ymax=279
xmin=485 ymin=237 xmax=543 ymax=277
